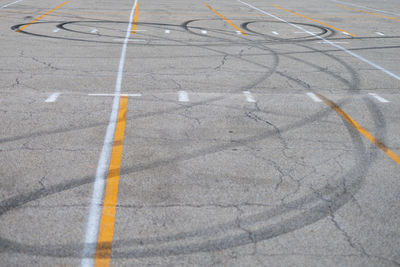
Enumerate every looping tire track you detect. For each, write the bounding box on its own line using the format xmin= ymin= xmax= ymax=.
xmin=1 ymin=15 xmax=388 ymax=260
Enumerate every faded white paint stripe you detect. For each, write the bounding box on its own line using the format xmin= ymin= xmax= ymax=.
xmin=306 ymin=92 xmax=322 ymax=102
xmin=0 ymin=0 xmax=23 ymax=9
xmin=88 ymin=93 xmax=141 ymax=97
xmin=368 ymin=93 xmax=389 ymax=103
xmin=45 ymin=92 xmax=61 ymax=102
xmin=178 ymin=91 xmax=189 ymax=102
xmin=330 ymin=0 xmax=400 ymax=17
xmin=237 ymin=0 xmax=400 ymax=81
xmin=81 ymin=0 xmax=138 ymax=266
xmin=243 ymin=91 xmax=256 ymax=103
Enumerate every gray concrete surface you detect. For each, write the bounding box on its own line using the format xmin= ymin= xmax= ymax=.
xmin=1 ymin=0 xmax=400 ymax=265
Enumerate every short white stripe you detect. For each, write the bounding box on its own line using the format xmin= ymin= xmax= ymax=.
xmin=306 ymin=92 xmax=322 ymax=102
xmin=45 ymin=92 xmax=61 ymax=102
xmin=243 ymin=91 xmax=256 ymax=103
xmin=368 ymin=93 xmax=389 ymax=103
xmin=272 ymin=31 xmax=279 ymax=35
xmin=237 ymin=0 xmax=400 ymax=81
xmin=178 ymin=91 xmax=189 ymax=102
xmin=165 ymin=29 xmax=170 ymax=34
xmin=201 ymin=30 xmax=207 ymax=34
xmin=376 ymin=32 xmax=385 ymax=36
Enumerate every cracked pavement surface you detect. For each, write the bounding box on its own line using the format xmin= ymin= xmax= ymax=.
xmin=1 ymin=0 xmax=400 ymax=265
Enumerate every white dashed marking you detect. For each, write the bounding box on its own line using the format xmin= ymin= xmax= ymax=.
xmin=45 ymin=92 xmax=61 ymax=103
xmin=243 ymin=91 xmax=256 ymax=103
xmin=306 ymin=92 xmax=322 ymax=102
xmin=178 ymin=91 xmax=189 ymax=102
xmin=368 ymin=93 xmax=389 ymax=103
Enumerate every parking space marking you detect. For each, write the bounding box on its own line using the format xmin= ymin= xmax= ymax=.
xmin=178 ymin=91 xmax=189 ymax=102
xmin=243 ymin=91 xmax=256 ymax=102
xmin=317 ymin=93 xmax=400 ymax=165
xmin=368 ymin=93 xmax=389 ymax=103
xmin=95 ymin=96 xmax=128 ymax=267
xmin=271 ymin=4 xmax=357 ymax=37
xmin=1 ymin=0 xmax=23 ymax=9
xmin=306 ymin=92 xmax=322 ymax=102
xmin=204 ymin=3 xmax=247 ymax=35
xmin=88 ymin=93 xmax=141 ymax=97
xmin=81 ymin=0 xmax=138 ymax=266
xmin=131 ymin=1 xmax=139 ymax=34
xmin=238 ymin=0 xmax=400 ymax=81
xmin=45 ymin=92 xmax=61 ymax=102
xmin=15 ymin=1 xmax=70 ymax=32
xmin=336 ymin=4 xmax=400 ymax=22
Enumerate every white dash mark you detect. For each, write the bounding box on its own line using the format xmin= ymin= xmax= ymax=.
xmin=272 ymin=31 xmax=279 ymax=35
xmin=343 ymin=32 xmax=351 ymax=35
xmin=88 ymin=93 xmax=141 ymax=97
xmin=45 ymin=92 xmax=61 ymax=103
xmin=201 ymin=30 xmax=207 ymax=34
xmin=113 ymin=38 xmax=146 ymax=42
xmin=165 ymin=29 xmax=170 ymax=34
xmin=53 ymin=28 xmax=60 ymax=33
xmin=318 ymin=41 xmax=348 ymax=44
xmin=91 ymin=29 xmax=98 ymax=33
xmin=306 ymin=92 xmax=322 ymax=102
xmin=178 ymin=91 xmax=189 ymax=102
xmin=368 ymin=93 xmax=389 ymax=103
xmin=376 ymin=32 xmax=384 ymax=36
xmin=243 ymin=91 xmax=256 ymax=103
xmin=236 ymin=30 xmax=242 ymax=34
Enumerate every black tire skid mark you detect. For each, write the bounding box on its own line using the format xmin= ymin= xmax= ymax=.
xmin=2 ymin=17 xmax=385 ymax=260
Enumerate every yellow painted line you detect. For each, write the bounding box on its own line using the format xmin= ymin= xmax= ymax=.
xmin=336 ymin=4 xmax=400 ymax=23
xmin=317 ymin=93 xmax=400 ymax=165
xmin=15 ymin=1 xmax=70 ymax=32
xmin=94 ymin=96 xmax=128 ymax=267
xmin=204 ymin=3 xmax=246 ymax=35
xmin=131 ymin=1 xmax=139 ymax=34
xmin=272 ymin=4 xmax=357 ymax=37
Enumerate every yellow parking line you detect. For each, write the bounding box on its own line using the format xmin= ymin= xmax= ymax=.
xmin=16 ymin=1 xmax=70 ymax=32
xmin=336 ymin=4 xmax=400 ymax=23
xmin=94 ymin=96 xmax=128 ymax=267
xmin=317 ymin=93 xmax=400 ymax=165
xmin=131 ymin=1 xmax=139 ymax=34
xmin=204 ymin=3 xmax=246 ymax=35
xmin=272 ymin=4 xmax=357 ymax=37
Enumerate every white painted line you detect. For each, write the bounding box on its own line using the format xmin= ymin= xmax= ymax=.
xmin=306 ymin=92 xmax=322 ymax=102
xmin=90 ymin=29 xmax=98 ymax=33
xmin=53 ymin=28 xmax=60 ymax=33
xmin=376 ymin=32 xmax=385 ymax=36
xmin=113 ymin=38 xmax=146 ymax=42
xmin=368 ymin=93 xmax=389 ymax=103
xmin=237 ymin=0 xmax=400 ymax=81
xmin=45 ymin=92 xmax=61 ymax=102
xmin=0 ymin=0 xmax=23 ymax=9
xmin=330 ymin=0 xmax=400 ymax=17
xmin=243 ymin=91 xmax=256 ymax=103
xmin=201 ymin=30 xmax=207 ymax=34
xmin=178 ymin=91 xmax=189 ymax=102
xmin=81 ymin=0 xmax=138 ymax=266
xmin=88 ymin=93 xmax=141 ymax=97
xmin=318 ymin=41 xmax=348 ymax=44
xmin=165 ymin=29 xmax=170 ymax=34
xmin=272 ymin=31 xmax=279 ymax=35
xmin=236 ymin=30 xmax=242 ymax=34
